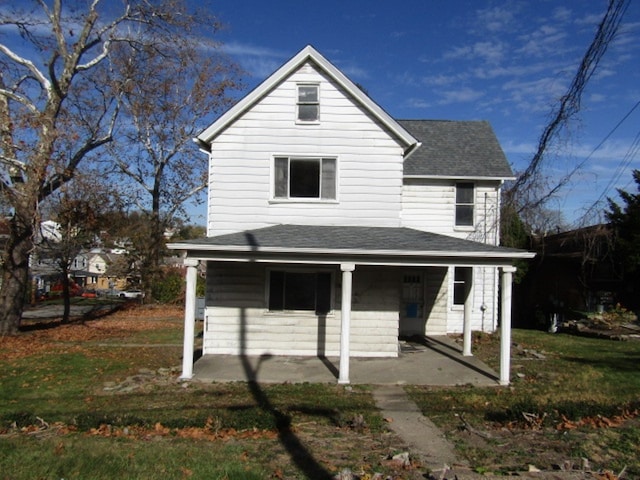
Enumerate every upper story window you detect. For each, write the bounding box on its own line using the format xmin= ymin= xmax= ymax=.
xmin=297 ymin=84 xmax=319 ymax=122
xmin=455 ymin=182 xmax=475 ymax=227
xmin=274 ymin=156 xmax=336 ymax=200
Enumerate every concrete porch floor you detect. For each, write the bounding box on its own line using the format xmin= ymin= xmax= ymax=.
xmin=191 ymin=336 xmax=500 ymax=386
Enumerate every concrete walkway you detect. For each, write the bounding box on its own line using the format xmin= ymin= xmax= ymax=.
xmin=372 ymin=385 xmax=465 ymax=472
xmin=191 ymin=337 xmax=498 ymax=477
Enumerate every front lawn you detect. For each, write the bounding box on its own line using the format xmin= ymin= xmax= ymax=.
xmin=0 ymin=307 xmax=409 ymax=479
xmin=407 ymin=330 xmax=640 ymax=476
xmin=2 ymin=306 xmax=639 ymax=478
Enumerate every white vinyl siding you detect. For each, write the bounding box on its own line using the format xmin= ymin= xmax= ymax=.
xmin=204 ymin=264 xmax=399 ymax=357
xmin=401 ymin=178 xmax=502 ymax=244
xmin=423 ymin=268 xmax=449 ymax=335
xmin=207 ymin=62 xmax=404 ymax=236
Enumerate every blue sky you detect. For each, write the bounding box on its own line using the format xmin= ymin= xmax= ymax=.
xmin=197 ymin=0 xmax=640 ymax=227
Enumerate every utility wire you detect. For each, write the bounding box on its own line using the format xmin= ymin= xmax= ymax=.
xmin=576 ymin=99 xmax=640 ymax=224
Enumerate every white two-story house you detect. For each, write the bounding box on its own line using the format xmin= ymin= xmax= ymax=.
xmin=169 ymin=45 xmax=533 ymax=384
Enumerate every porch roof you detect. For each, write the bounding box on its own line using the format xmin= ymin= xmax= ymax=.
xmin=168 ymin=224 xmax=534 ymax=266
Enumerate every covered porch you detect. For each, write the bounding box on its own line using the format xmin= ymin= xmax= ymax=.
xmin=168 ymin=225 xmax=534 ymax=386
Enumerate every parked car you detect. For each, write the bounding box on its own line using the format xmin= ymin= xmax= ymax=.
xmin=119 ymin=289 xmax=145 ymax=299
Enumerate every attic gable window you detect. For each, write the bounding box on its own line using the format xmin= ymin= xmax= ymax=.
xmin=297 ymin=84 xmax=319 ymax=122
xmin=455 ymin=182 xmax=475 ymax=227
xmin=274 ymin=156 xmax=336 ymax=200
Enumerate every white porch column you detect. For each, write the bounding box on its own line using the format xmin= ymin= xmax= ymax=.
xmin=338 ymin=263 xmax=355 ymax=385
xmin=180 ymin=258 xmax=199 ymax=380
xmin=500 ymin=266 xmax=517 ymax=386
xmin=462 ymin=268 xmax=474 ymax=357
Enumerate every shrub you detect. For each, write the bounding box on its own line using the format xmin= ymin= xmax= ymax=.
xmin=151 ymin=268 xmax=184 ymax=303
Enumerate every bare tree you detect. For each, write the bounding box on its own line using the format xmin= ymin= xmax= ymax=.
xmin=36 ymin=172 xmax=120 ymax=321
xmin=0 ymin=1 xmax=230 ymax=334
xmin=109 ymin=40 xmax=241 ymax=298
xmin=502 ymin=0 xmax=630 ymax=240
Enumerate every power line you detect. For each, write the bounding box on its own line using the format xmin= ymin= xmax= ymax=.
xmin=577 ymin=99 xmax=640 ymax=224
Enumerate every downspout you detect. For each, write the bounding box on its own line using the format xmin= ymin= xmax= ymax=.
xmin=494 ymin=181 xmax=504 ymax=331
xmin=481 ymin=192 xmax=488 ymax=330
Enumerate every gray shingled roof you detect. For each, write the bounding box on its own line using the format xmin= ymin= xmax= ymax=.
xmin=398 ymin=120 xmax=514 ymax=178
xmin=173 ymin=224 xmax=529 ymax=259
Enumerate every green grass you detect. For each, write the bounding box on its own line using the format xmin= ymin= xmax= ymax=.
xmin=406 ymin=329 xmax=640 ymax=474
xmin=0 ymin=435 xmax=269 ymax=479
xmin=0 ymin=313 xmax=387 ymax=478
xmin=3 ymin=315 xmax=640 ymax=478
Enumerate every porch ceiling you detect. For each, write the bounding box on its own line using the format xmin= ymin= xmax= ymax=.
xmin=168 ymin=224 xmax=534 ymax=267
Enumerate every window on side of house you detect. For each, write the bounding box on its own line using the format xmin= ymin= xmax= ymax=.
xmin=453 ymin=267 xmax=472 ymax=306
xmin=274 ymin=156 xmax=336 ymax=200
xmin=268 ymin=270 xmax=332 ymax=314
xmin=297 ymin=84 xmax=319 ymax=122
xmin=455 ymin=182 xmax=475 ymax=227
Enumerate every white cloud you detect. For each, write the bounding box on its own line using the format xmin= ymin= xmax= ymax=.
xmin=574 ymin=12 xmax=603 ymax=26
xmin=338 ymin=63 xmax=369 ymax=80
xmin=443 ymin=45 xmax=472 ymax=61
xmin=553 ymin=7 xmax=573 ymax=23
xmin=589 ymin=93 xmax=607 ymax=103
xmin=517 ymin=26 xmax=569 ymax=58
xmin=472 ymin=61 xmax=557 ymax=80
xmin=443 ymin=41 xmax=505 ymax=64
xmin=502 ymin=75 xmax=569 ymax=111
xmin=421 ymin=73 xmax=466 ymax=87
xmin=222 ymin=42 xmax=283 ymax=59
xmin=405 ymin=97 xmax=432 ymax=109
xmin=436 ymin=87 xmax=484 ymax=105
xmin=475 ymin=5 xmax=518 ymax=33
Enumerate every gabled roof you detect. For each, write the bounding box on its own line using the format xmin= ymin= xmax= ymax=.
xmin=399 ymin=120 xmax=514 ymax=180
xmin=195 ymin=45 xmax=418 ymax=152
xmin=169 ymin=224 xmax=533 ymax=264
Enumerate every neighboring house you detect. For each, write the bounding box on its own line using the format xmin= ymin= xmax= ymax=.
xmin=72 ymin=250 xmax=109 ymax=289
xmin=517 ymin=224 xmax=621 ymax=327
xmin=71 ymin=249 xmax=128 ymax=291
xmin=169 ymin=46 xmax=533 ymax=384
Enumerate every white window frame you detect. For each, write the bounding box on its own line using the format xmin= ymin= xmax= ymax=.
xmin=296 ymin=83 xmax=320 ymax=123
xmin=272 ymin=156 xmax=337 ymax=202
xmin=455 ymin=182 xmax=475 ymax=229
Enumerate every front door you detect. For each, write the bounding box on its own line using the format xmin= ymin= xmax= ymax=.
xmin=400 ymin=272 xmax=424 ymax=336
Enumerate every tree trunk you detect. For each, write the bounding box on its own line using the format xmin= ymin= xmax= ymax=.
xmin=0 ymin=213 xmax=34 ymax=335
xmin=60 ymin=264 xmax=71 ymax=324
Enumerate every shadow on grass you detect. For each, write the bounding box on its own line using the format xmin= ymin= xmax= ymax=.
xmin=561 ymin=352 xmax=640 ymax=374
xmin=238 ymin=307 xmax=333 ymax=480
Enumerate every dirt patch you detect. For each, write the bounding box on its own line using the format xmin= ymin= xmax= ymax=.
xmin=444 ymin=414 xmax=640 ymax=477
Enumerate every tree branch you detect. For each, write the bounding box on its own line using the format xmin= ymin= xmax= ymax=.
xmin=0 ymin=44 xmax=51 ymax=96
